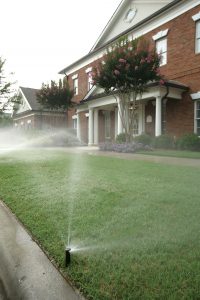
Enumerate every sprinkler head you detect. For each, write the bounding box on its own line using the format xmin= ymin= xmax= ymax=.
xmin=65 ymin=247 xmax=71 ymax=267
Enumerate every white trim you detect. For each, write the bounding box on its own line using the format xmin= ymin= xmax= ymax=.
xmin=19 ymin=88 xmax=32 ymax=110
xmin=85 ymin=113 xmax=89 ymax=117
xmin=192 ymin=11 xmax=200 ymax=21
xmin=152 ymin=29 xmax=169 ymax=41
xmin=72 ymin=74 xmax=78 ymax=80
xmin=72 ymin=114 xmax=78 ymax=119
xmin=27 ymin=119 xmax=31 ymax=124
xmin=85 ymin=67 xmax=92 ymax=73
xmin=13 ymin=111 xmax=65 ymax=121
xmin=191 ymin=92 xmax=200 ymax=100
xmin=63 ymin=0 xmax=200 ymax=75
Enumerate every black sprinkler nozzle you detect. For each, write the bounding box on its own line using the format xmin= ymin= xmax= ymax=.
xmin=65 ymin=248 xmax=71 ymax=267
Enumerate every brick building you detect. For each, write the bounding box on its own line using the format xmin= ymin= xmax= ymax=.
xmin=59 ymin=0 xmax=200 ymax=145
xmin=13 ymin=87 xmax=68 ymax=130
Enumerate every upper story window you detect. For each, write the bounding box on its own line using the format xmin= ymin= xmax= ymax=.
xmin=156 ymin=38 xmax=167 ymax=66
xmin=72 ymin=74 xmax=78 ymax=96
xmin=192 ymin=12 xmax=200 ymax=54
xmin=153 ymin=29 xmax=168 ymax=66
xmin=85 ymin=67 xmax=93 ymax=91
xmin=196 ymin=21 xmax=200 ymax=53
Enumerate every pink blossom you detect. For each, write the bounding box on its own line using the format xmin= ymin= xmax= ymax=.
xmin=140 ymin=58 xmax=145 ymax=64
xmin=159 ymin=79 xmax=165 ymax=85
xmin=119 ymin=58 xmax=127 ymax=64
xmin=114 ymin=69 xmax=120 ymax=76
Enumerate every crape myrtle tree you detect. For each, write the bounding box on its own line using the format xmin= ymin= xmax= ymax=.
xmin=36 ymin=78 xmax=73 ymax=111
xmin=92 ymin=36 xmax=164 ymax=142
xmin=0 ymin=57 xmax=21 ymax=115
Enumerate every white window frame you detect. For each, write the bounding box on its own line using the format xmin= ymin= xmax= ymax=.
xmin=85 ymin=67 xmax=93 ymax=91
xmin=192 ymin=12 xmax=200 ymax=54
xmin=153 ymin=29 xmax=168 ymax=66
xmin=73 ymin=78 xmax=78 ymax=96
xmin=194 ymin=100 xmax=200 ymax=136
xmin=156 ymin=37 xmax=167 ymax=66
xmin=104 ymin=111 xmax=111 ymax=139
xmin=195 ymin=20 xmax=200 ymax=54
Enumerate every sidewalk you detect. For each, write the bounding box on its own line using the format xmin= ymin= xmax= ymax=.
xmin=62 ymin=146 xmax=200 ymax=167
xmin=0 ymin=201 xmax=83 ymax=300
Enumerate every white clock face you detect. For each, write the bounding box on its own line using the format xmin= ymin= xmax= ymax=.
xmin=124 ymin=8 xmax=137 ymax=23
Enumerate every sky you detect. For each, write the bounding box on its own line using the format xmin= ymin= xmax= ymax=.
xmin=1 ymin=0 xmax=121 ymax=89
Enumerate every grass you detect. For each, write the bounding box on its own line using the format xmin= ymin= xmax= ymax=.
xmin=138 ymin=149 xmax=200 ymax=159
xmin=0 ymin=148 xmax=200 ymax=299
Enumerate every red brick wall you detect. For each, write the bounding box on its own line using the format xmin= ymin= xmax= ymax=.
xmin=66 ymin=4 xmax=200 ymax=139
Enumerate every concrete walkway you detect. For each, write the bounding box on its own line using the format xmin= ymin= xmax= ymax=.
xmin=63 ymin=146 xmax=200 ymax=167
xmin=0 ymin=201 xmax=83 ymax=300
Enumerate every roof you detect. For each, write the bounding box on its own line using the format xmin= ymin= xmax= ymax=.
xmin=20 ymin=86 xmax=42 ymax=110
xmin=59 ymin=0 xmax=182 ymax=75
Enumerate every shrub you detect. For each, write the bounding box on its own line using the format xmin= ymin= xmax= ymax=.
xmin=134 ymin=134 xmax=152 ymax=146
xmin=99 ymin=142 xmax=152 ymax=153
xmin=176 ymin=133 xmax=200 ymax=151
xmin=152 ymin=135 xmax=175 ymax=149
xmin=115 ymin=133 xmax=126 ymax=144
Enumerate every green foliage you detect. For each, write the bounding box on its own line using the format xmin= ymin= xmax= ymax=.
xmin=134 ymin=133 xmax=152 ymax=145
xmin=0 ymin=57 xmax=20 ymax=113
xmin=36 ymin=79 xmax=73 ymax=111
xmin=92 ymin=36 xmax=163 ymax=94
xmin=0 ymin=57 xmax=12 ymax=96
xmin=0 ymin=115 xmax=13 ymax=127
xmin=152 ymin=135 xmax=175 ymax=149
xmin=176 ymin=133 xmax=200 ymax=151
xmin=115 ymin=132 xmax=126 ymax=143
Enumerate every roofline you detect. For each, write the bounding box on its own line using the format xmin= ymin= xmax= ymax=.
xmin=59 ymin=0 xmax=183 ymax=75
xmin=89 ymin=0 xmax=125 ymax=52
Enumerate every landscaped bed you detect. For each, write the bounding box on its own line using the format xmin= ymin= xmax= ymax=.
xmin=0 ymin=149 xmax=200 ymax=299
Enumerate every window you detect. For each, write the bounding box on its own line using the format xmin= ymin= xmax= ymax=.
xmin=156 ymin=38 xmax=167 ymax=66
xmin=195 ymin=100 xmax=200 ymax=135
xmin=73 ymin=78 xmax=78 ymax=95
xmin=85 ymin=67 xmax=93 ymax=91
xmin=104 ymin=111 xmax=111 ymax=139
xmin=196 ymin=21 xmax=200 ymax=53
xmin=88 ymin=73 xmax=93 ymax=91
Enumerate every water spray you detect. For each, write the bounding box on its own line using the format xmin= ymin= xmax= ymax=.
xmin=65 ymin=247 xmax=71 ymax=267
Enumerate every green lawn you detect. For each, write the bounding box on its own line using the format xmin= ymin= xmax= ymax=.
xmin=0 ymin=149 xmax=200 ymax=299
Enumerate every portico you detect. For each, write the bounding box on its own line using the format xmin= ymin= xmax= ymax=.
xmin=75 ymin=81 xmax=188 ymax=145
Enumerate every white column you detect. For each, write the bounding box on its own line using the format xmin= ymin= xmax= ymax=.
xmin=77 ymin=113 xmax=81 ymax=141
xmin=94 ymin=109 xmax=99 ymax=145
xmin=117 ymin=104 xmax=123 ymax=135
xmin=155 ymin=96 xmax=162 ymax=136
xmin=88 ymin=108 xmax=94 ymax=145
xmin=115 ymin=107 xmax=118 ymax=137
xmin=138 ymin=103 xmax=144 ymax=135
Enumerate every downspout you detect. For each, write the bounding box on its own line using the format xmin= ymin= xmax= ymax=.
xmin=161 ymin=84 xmax=169 ymax=134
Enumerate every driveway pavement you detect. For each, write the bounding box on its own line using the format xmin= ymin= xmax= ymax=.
xmin=0 ymin=201 xmax=83 ymax=300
